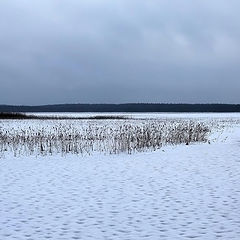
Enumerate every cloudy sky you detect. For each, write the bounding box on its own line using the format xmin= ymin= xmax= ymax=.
xmin=0 ymin=0 xmax=240 ymax=105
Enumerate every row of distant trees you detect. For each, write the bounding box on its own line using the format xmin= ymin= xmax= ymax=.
xmin=0 ymin=103 xmax=240 ymax=112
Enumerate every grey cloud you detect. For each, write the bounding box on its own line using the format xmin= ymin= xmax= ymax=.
xmin=0 ymin=0 xmax=240 ymax=105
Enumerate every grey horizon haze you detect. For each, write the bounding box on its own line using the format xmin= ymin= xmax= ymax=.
xmin=0 ymin=0 xmax=240 ymax=105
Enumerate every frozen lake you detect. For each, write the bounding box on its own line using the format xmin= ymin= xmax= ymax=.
xmin=27 ymin=112 xmax=240 ymax=119
xmin=0 ymin=113 xmax=240 ymax=239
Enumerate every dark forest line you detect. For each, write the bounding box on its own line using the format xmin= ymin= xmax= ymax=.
xmin=1 ymin=103 xmax=240 ymax=113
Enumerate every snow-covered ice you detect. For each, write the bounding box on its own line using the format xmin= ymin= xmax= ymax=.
xmin=0 ymin=114 xmax=240 ymax=239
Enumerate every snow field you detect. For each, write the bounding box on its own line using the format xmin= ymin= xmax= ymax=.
xmin=0 ymin=113 xmax=240 ymax=239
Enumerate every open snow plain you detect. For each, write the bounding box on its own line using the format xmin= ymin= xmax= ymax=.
xmin=0 ymin=113 xmax=240 ymax=240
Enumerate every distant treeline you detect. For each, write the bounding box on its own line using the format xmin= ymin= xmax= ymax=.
xmin=0 ymin=103 xmax=240 ymax=113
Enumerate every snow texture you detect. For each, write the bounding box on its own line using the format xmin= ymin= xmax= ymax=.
xmin=0 ymin=114 xmax=240 ymax=240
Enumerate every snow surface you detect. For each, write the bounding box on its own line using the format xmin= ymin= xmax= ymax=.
xmin=0 ymin=114 xmax=240 ymax=240
xmin=28 ymin=112 xmax=240 ymax=120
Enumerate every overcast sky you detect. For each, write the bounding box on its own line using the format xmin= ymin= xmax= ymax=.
xmin=0 ymin=0 xmax=240 ymax=105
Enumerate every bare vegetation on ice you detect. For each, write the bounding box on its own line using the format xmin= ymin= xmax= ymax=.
xmin=0 ymin=118 xmax=209 ymax=156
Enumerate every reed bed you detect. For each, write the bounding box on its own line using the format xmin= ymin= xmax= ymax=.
xmin=0 ymin=118 xmax=210 ymax=157
xmin=0 ymin=112 xmax=128 ymax=120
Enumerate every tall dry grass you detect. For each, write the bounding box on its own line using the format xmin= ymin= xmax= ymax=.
xmin=0 ymin=119 xmax=210 ymax=157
